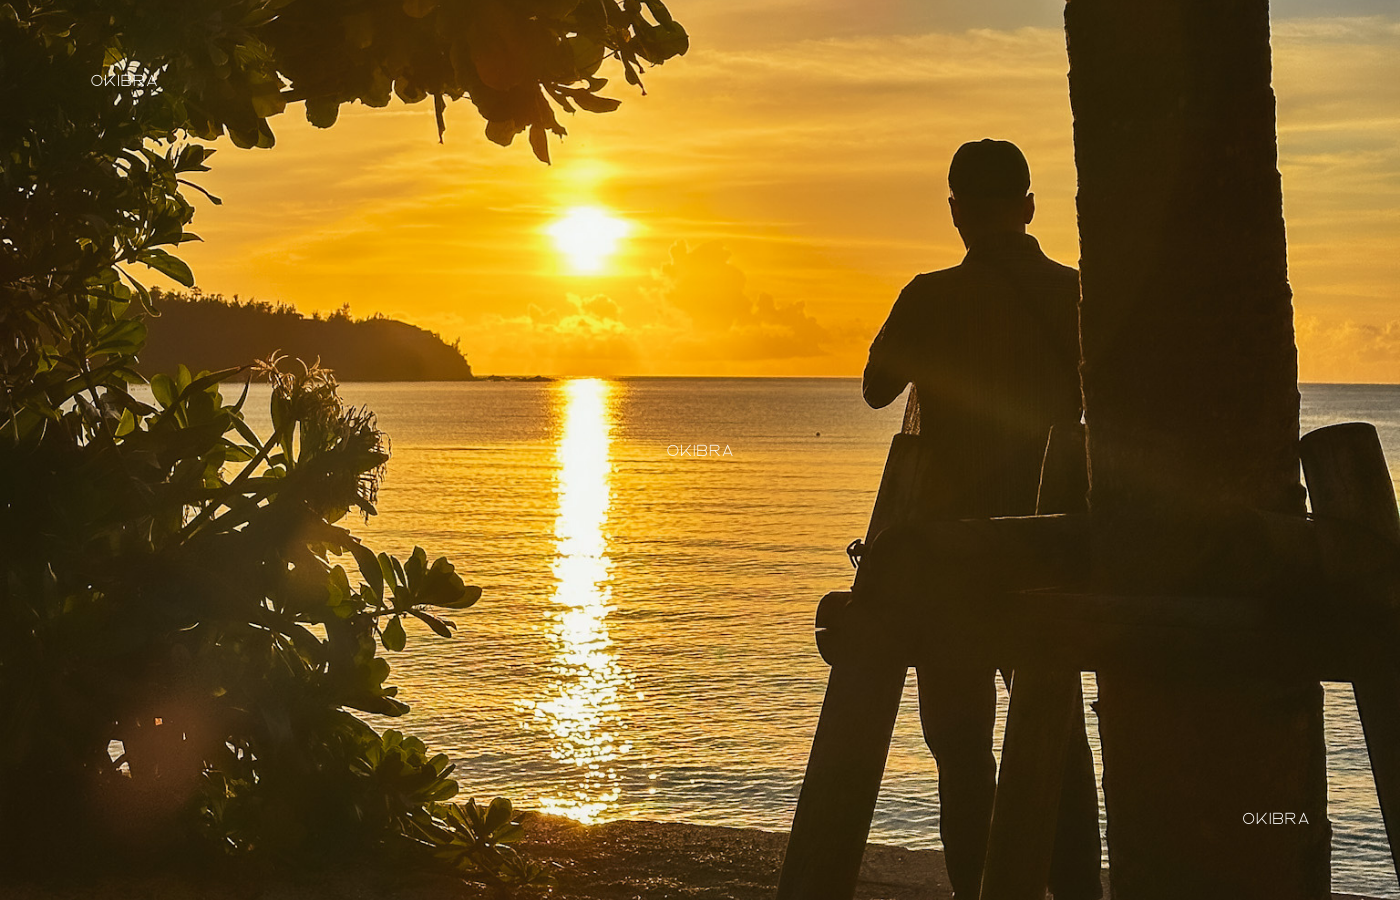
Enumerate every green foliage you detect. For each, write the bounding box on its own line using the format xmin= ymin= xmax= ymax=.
xmin=428 ymin=798 xmax=555 ymax=885
xmin=262 ymin=0 xmax=690 ymax=160
xmin=0 ymin=0 xmax=677 ymax=883
xmin=0 ymin=344 xmax=537 ymax=883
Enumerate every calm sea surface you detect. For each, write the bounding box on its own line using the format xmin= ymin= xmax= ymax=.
xmin=234 ymin=378 xmax=1400 ymax=896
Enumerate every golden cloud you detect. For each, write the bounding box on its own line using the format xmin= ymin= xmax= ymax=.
xmin=464 ymin=242 xmax=831 ymax=374
xmin=169 ymin=15 xmax=1397 ymax=380
xmin=1296 ymin=315 xmax=1400 ymax=384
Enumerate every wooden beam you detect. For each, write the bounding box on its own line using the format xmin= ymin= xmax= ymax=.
xmin=820 ymin=583 xmax=1356 ymax=681
xmin=1302 ymin=422 xmax=1400 ymax=885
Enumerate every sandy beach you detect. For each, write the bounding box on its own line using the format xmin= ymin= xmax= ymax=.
xmin=2 ymin=815 xmax=1383 ymax=899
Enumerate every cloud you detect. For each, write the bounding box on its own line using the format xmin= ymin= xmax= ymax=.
xmin=170 ymin=13 xmax=1399 ymax=380
xmin=462 ymin=243 xmax=832 ymax=374
xmin=1273 ymin=16 xmax=1400 ymax=329
xmin=652 ymin=241 xmax=830 ymax=361
xmin=471 ymin=294 xmax=640 ymax=375
xmin=1297 ymin=315 xmax=1400 ymax=383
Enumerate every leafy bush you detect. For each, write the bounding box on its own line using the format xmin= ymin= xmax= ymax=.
xmin=1 ymin=0 xmax=686 ymax=882
xmin=0 ymin=349 xmax=548 ymax=884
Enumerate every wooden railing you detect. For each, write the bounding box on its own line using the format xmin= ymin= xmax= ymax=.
xmin=777 ymin=416 xmax=1400 ymax=900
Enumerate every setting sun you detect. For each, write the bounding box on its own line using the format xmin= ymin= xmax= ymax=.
xmin=547 ymin=206 xmax=631 ymax=274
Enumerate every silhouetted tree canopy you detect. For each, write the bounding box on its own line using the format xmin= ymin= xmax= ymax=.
xmin=1 ymin=0 xmax=687 ymax=383
xmin=0 ymin=0 xmax=683 ymax=879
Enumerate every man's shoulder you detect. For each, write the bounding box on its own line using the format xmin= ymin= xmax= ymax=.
xmin=1036 ymin=254 xmax=1080 ymax=283
xmin=899 ymin=265 xmax=968 ymax=299
xmin=902 ymin=257 xmax=1074 ymax=294
xmin=897 ymin=241 xmax=1080 ymax=305
xmin=1020 ymin=237 xmax=1080 ymax=281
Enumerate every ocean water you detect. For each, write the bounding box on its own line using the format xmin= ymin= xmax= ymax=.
xmin=233 ymin=378 xmax=1400 ymax=896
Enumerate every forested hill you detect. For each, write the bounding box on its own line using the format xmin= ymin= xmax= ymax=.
xmin=137 ymin=291 xmax=475 ymax=382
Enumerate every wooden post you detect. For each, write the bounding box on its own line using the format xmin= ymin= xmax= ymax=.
xmin=1301 ymin=422 xmax=1400 ymax=884
xmin=978 ymin=669 xmax=1081 ymax=900
xmin=777 ymin=659 xmax=908 ymax=900
xmin=777 ymin=391 xmax=922 ymax=900
xmin=1300 ymin=423 xmax=1400 ymax=542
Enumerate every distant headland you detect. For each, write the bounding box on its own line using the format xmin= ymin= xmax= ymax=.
xmin=137 ymin=290 xmax=550 ymax=382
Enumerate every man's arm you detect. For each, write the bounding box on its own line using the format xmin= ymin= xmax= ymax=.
xmin=863 ymin=344 xmax=908 ymax=409
xmin=862 ymin=287 xmax=917 ymax=409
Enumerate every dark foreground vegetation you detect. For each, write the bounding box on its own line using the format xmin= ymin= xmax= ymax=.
xmin=139 ymin=290 xmax=476 ymax=382
xmin=0 ymin=0 xmax=684 ymax=890
xmin=1 ymin=346 xmax=551 ymax=884
xmin=0 ymin=817 xmax=960 ymax=900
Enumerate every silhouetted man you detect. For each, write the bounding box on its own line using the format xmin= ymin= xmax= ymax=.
xmin=863 ymin=139 xmax=1101 ymax=900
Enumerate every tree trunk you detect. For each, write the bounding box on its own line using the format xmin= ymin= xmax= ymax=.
xmin=1066 ymin=0 xmax=1329 ymax=896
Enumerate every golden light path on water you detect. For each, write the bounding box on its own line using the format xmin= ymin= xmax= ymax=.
xmin=528 ymin=378 xmax=630 ymax=823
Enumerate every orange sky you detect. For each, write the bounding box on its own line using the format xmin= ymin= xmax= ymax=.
xmin=158 ymin=5 xmax=1399 ymax=381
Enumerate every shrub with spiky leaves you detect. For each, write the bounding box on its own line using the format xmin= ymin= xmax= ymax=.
xmin=0 ymin=352 xmax=546 ymax=884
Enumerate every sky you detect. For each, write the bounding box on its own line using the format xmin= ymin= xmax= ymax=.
xmin=163 ymin=1 xmax=1400 ymax=381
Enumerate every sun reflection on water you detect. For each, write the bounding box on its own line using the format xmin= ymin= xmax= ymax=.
xmin=529 ymin=378 xmax=629 ymax=823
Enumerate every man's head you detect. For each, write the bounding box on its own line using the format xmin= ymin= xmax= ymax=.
xmin=947 ymin=138 xmax=1035 ymax=246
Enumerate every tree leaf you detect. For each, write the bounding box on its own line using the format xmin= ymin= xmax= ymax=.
xmin=465 ymin=0 xmax=534 ymax=91
xmin=492 ymin=822 xmax=524 ymax=844
xmin=350 ymin=541 xmax=384 ymax=600
xmin=137 ymin=248 xmax=195 ymax=287
xmin=570 ymin=90 xmax=621 ymax=114
xmin=484 ymin=117 xmax=517 ymax=147
xmin=394 ymin=77 xmax=427 ymax=104
xmin=484 ymin=797 xmax=513 ymax=833
xmin=528 ymin=123 xmax=549 ymax=163
xmin=382 ymin=616 xmax=406 ymax=652
xmin=306 ymin=96 xmax=340 ymax=128
xmin=410 ymin=609 xmax=454 ymax=638
xmin=407 ymin=546 xmax=429 ymax=589
xmin=364 ymin=67 xmax=392 ymax=108
xmin=150 ymin=373 xmax=177 ymax=408
xmin=567 ymin=35 xmax=605 ymax=78
xmin=642 ymin=0 xmax=675 ymax=25
xmin=417 ymin=557 xmax=480 ymax=609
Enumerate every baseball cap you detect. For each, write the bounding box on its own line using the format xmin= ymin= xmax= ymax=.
xmin=948 ymin=139 xmax=1031 ymax=200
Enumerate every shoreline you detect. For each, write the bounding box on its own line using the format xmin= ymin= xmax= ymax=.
xmin=516 ymin=817 xmax=1385 ymax=900
xmin=6 ymin=815 xmax=1383 ymax=899
xmin=516 ymin=815 xmax=950 ymax=898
